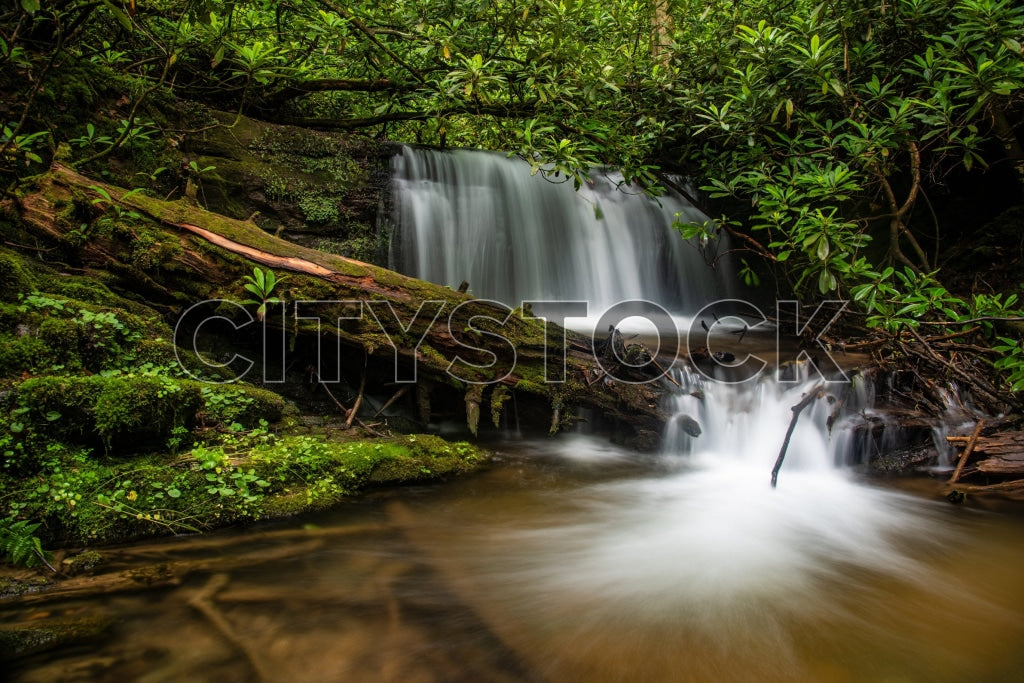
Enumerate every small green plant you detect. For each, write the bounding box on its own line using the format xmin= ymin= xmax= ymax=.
xmin=241 ymin=267 xmax=286 ymax=321
xmin=88 ymin=185 xmax=144 ymax=222
xmin=90 ymin=40 xmax=128 ymax=67
xmin=114 ymin=119 xmax=157 ymax=146
xmin=166 ymin=425 xmax=189 ymax=456
xmin=993 ymin=338 xmax=1024 ymax=392
xmin=69 ymin=123 xmax=114 ymax=149
xmin=188 ymin=160 xmax=216 ymax=176
xmin=1 ymin=124 xmax=48 ymax=167
xmin=0 ymin=518 xmax=54 ymax=571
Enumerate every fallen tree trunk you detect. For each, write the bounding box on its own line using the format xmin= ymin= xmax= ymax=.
xmin=948 ymin=428 xmax=1024 ymax=479
xmin=13 ymin=164 xmax=670 ymax=446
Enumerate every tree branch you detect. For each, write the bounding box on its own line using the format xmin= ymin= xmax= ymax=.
xmin=279 ymin=102 xmax=539 ymax=130
xmin=320 ymin=1 xmax=427 ymax=85
xmin=261 ymin=78 xmax=411 ymax=105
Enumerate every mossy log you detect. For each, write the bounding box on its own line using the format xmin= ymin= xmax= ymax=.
xmin=13 ymin=164 xmax=670 ymax=446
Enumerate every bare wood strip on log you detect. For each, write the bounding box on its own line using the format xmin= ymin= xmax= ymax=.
xmin=949 ymin=419 xmax=985 ymax=484
xmin=177 ymin=221 xmax=339 ymax=278
xmin=771 ymin=383 xmax=825 ymax=488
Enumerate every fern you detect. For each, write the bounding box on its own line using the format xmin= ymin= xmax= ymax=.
xmin=0 ymin=519 xmax=55 ymax=571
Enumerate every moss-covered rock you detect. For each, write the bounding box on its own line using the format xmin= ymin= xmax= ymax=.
xmin=365 ymin=434 xmax=484 ymax=483
xmin=13 ymin=375 xmax=203 ymax=451
xmin=0 ymin=250 xmax=36 ymax=301
xmin=10 ymin=375 xmax=285 ymax=455
xmin=180 ymin=110 xmax=391 ymax=264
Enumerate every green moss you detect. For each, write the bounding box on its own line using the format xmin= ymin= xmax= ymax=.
xmin=490 ymin=384 xmax=510 ymax=428
xmin=61 ymin=549 xmax=104 ymax=575
xmin=514 ymin=379 xmax=547 ymax=395
xmin=0 ymin=335 xmax=55 ymax=376
xmin=365 ymin=434 xmax=484 ymax=483
xmin=0 ymin=251 xmax=36 ymax=301
xmin=14 ymin=375 xmax=203 ymax=450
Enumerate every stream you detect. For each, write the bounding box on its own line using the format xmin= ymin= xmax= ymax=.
xmin=4 ymin=423 xmax=1024 ymax=682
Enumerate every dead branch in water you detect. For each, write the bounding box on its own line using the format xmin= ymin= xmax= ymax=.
xmin=771 ymin=383 xmax=825 ymax=488
xmin=949 ymin=419 xmax=986 ymax=484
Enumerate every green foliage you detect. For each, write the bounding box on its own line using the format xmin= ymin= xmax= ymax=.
xmin=1 ymin=124 xmax=49 ymax=168
xmin=993 ymin=337 xmax=1024 ymax=392
xmin=672 ymin=0 xmax=1024 ymax=294
xmin=298 ymin=194 xmax=340 ymax=224
xmin=0 ymin=518 xmax=53 ymax=570
xmin=240 ymin=266 xmax=286 ymax=321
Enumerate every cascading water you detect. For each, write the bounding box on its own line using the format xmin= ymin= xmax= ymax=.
xmin=377 ymin=369 xmax=1019 ymax=682
xmin=388 ymin=145 xmax=729 ymax=319
xmin=375 ymin=147 xmax=1023 ymax=681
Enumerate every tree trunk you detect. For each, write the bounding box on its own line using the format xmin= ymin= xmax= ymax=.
xmin=13 ymin=164 xmax=671 ymax=446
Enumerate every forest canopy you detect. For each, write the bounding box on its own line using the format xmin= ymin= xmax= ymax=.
xmin=2 ymin=0 xmax=1024 ymax=396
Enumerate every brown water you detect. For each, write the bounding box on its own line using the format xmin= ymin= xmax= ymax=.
xmin=4 ymin=435 xmax=1024 ymax=682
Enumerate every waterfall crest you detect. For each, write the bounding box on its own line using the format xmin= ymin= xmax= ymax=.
xmin=389 ymin=146 xmax=730 ymax=316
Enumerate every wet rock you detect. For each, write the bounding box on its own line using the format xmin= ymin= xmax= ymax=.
xmin=674 ymin=414 xmax=702 ymax=437
xmin=61 ymin=550 xmax=104 ymax=576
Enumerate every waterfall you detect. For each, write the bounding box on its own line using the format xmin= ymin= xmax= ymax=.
xmin=388 ymin=146 xmax=730 ymax=321
xmin=494 ymin=368 xmax=948 ymax=623
xmin=664 ymin=366 xmax=877 ymax=471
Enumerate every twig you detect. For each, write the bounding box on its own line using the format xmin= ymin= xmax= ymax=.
xmin=308 ymin=365 xmax=385 ymax=436
xmin=949 ymin=419 xmax=985 ymax=484
xmin=905 ymin=327 xmax=1010 ymax=410
xmin=771 ymin=383 xmax=825 ymax=488
xmin=373 ymin=385 xmax=409 ymax=418
xmin=650 ymin=355 xmax=680 ymax=388
xmin=3 ymin=239 xmax=56 ymax=252
xmin=346 ymin=354 xmax=367 ymax=430
xmin=309 ymin=366 xmax=349 ymax=414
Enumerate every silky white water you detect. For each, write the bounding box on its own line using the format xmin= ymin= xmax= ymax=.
xmin=502 ymin=373 xmax=945 ymax=617
xmin=389 ymin=146 xmax=729 ymax=320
